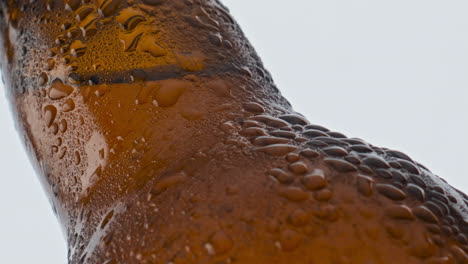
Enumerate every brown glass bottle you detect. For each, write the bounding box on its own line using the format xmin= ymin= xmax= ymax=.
xmin=0 ymin=0 xmax=467 ymax=263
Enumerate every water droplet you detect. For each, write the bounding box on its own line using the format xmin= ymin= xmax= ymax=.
xmin=74 ymin=151 xmax=81 ymax=165
xmin=240 ymin=127 xmax=267 ymax=137
xmin=288 ymin=161 xmax=308 ymax=175
xmin=120 ymin=28 xmax=144 ymax=52
xmin=356 ymin=175 xmax=374 ymax=197
xmin=324 ymin=158 xmax=358 ymax=173
xmin=243 ymin=102 xmax=265 ymax=113
xmin=46 ymin=0 xmax=56 ymax=10
xmin=151 ymin=172 xmax=187 ymax=195
xmin=137 ymin=36 xmax=167 ymax=57
xmin=289 ymin=209 xmax=310 ymax=227
xmin=413 ymin=205 xmax=438 ymax=224
xmin=119 ymin=10 xmax=146 ymax=31
xmin=278 ymin=114 xmax=310 ymax=126
xmin=181 ymin=108 xmax=204 ymax=120
xmin=176 ymin=51 xmax=205 ymax=71
xmin=49 ymin=80 xmax=74 ymax=100
xmin=62 ymin=98 xmax=75 ymax=112
xmin=130 ymin=69 xmax=147 ymax=83
xmin=67 ymin=27 xmax=82 ymax=39
xmin=386 ymin=205 xmax=415 ymax=220
xmin=39 ymin=72 xmax=49 ymax=86
xmin=155 ymin=79 xmax=190 ymax=107
xmin=314 ymin=189 xmax=333 ymax=201
xmin=90 ymin=166 xmax=102 ymax=185
xmin=300 ymin=149 xmax=319 ymax=158
xmin=70 ymin=40 xmax=87 ymax=58
xmin=363 ymin=156 xmax=390 ymax=169
xmin=59 ymin=147 xmax=67 ymax=159
xmin=68 ymin=73 xmax=83 ymax=84
xmin=204 ymin=243 xmax=215 ymax=256
xmin=270 ymin=130 xmax=296 ymax=139
xmin=323 ymin=146 xmax=348 ymax=157
xmin=135 ymin=83 xmax=153 ymax=105
xmin=46 ymin=58 xmax=56 ymax=71
xmin=302 ymin=169 xmax=327 ymax=191
xmin=44 ymin=105 xmax=57 ymax=127
xmin=206 ymin=79 xmax=231 ymax=97
xmin=95 ymin=84 xmax=110 ymax=97
xmin=76 ymin=5 xmax=94 ymax=21
xmin=376 ymin=184 xmax=407 ymax=201
xmin=98 ymin=0 xmax=121 ymax=17
xmin=255 ymin=144 xmax=299 ymax=156
xmin=313 ymin=204 xmax=339 ymax=221
xmin=277 ymin=186 xmax=309 ymax=202
xmin=398 ymin=160 xmax=420 ymax=175
xmin=269 ymin=168 xmax=294 ymax=184
xmin=251 ymin=115 xmax=290 ymax=128
xmin=50 ymin=123 xmax=59 ymax=135
xmin=303 ymin=129 xmax=329 ymax=138
xmin=52 ymin=145 xmax=59 ymax=154
xmin=59 ymin=119 xmax=68 ymax=133
xmin=208 ymin=33 xmax=222 ymax=46
xmin=279 ymin=229 xmax=302 ymax=251
xmin=286 ymin=153 xmax=300 ymax=162
xmin=253 ymin=136 xmax=289 ymax=147
xmin=79 ymin=13 xmax=99 ymax=37
xmin=65 ymin=0 xmax=81 ymax=11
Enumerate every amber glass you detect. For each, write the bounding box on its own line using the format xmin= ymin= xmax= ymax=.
xmin=0 ymin=0 xmax=467 ymax=263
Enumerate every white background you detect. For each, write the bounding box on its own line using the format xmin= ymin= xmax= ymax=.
xmin=1 ymin=0 xmax=467 ymax=263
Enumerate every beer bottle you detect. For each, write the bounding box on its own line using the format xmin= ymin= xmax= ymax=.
xmin=0 ymin=0 xmax=466 ymax=263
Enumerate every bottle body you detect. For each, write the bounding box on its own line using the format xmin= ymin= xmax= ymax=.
xmin=0 ymin=1 xmax=467 ymax=263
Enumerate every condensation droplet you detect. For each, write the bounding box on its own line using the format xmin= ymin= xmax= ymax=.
xmin=98 ymin=0 xmax=121 ymax=17
xmin=279 ymin=229 xmax=302 ymax=251
xmin=151 ymin=172 xmax=187 ymax=195
xmin=70 ymin=40 xmax=87 ymax=58
xmin=39 ymin=72 xmax=49 ymax=86
xmin=74 ymin=151 xmax=81 ymax=165
xmin=44 ymin=105 xmax=57 ymax=127
xmin=137 ymin=36 xmax=167 ymax=57
xmin=62 ymin=98 xmax=75 ymax=112
xmin=154 ymin=79 xmax=190 ymax=107
xmin=59 ymin=119 xmax=68 ymax=133
xmin=49 ymin=80 xmax=74 ymax=100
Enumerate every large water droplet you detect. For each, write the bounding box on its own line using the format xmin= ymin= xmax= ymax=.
xmin=62 ymin=98 xmax=75 ymax=112
xmin=151 ymin=172 xmax=187 ymax=195
xmin=137 ymin=36 xmax=167 ymax=57
xmin=70 ymin=40 xmax=87 ymax=58
xmin=154 ymin=79 xmax=190 ymax=107
xmin=279 ymin=229 xmax=302 ymax=251
xmin=98 ymin=0 xmax=121 ymax=17
xmin=44 ymin=105 xmax=57 ymax=127
xmin=49 ymin=80 xmax=74 ymax=100
xmin=117 ymin=8 xmax=146 ymax=30
xmin=76 ymin=5 xmax=94 ymax=21
xmin=74 ymin=151 xmax=81 ymax=165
